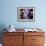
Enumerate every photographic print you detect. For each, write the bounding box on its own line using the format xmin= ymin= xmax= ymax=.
xmin=17 ymin=7 xmax=35 ymax=22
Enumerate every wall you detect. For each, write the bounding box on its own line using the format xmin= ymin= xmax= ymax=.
xmin=0 ymin=0 xmax=46 ymax=29
xmin=0 ymin=0 xmax=46 ymax=43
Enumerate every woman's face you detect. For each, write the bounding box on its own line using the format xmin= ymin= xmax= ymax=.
xmin=30 ymin=11 xmax=33 ymax=14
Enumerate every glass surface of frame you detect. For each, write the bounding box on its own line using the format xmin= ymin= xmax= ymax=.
xmin=17 ymin=7 xmax=35 ymax=22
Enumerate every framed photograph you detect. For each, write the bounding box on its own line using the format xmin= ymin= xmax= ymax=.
xmin=17 ymin=7 xmax=35 ymax=22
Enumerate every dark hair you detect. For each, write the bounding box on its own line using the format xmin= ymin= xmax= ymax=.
xmin=20 ymin=9 xmax=24 ymax=11
xmin=29 ymin=9 xmax=33 ymax=11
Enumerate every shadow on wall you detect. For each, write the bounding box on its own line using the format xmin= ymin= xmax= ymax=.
xmin=0 ymin=24 xmax=7 ymax=43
